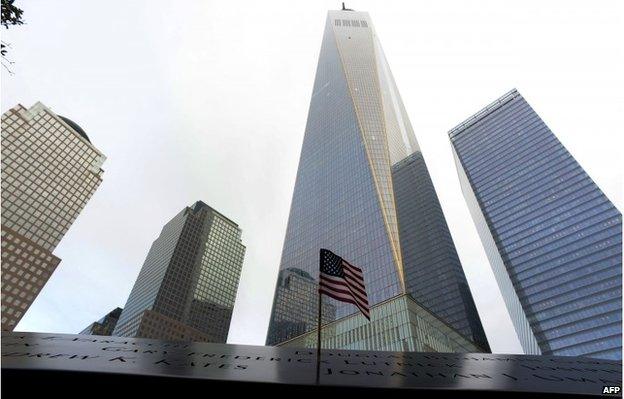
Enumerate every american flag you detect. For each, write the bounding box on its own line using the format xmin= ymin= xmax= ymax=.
xmin=319 ymin=248 xmax=370 ymax=320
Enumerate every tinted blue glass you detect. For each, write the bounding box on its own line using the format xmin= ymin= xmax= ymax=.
xmin=450 ymin=90 xmax=622 ymax=360
xmin=113 ymin=202 xmax=245 ymax=342
xmin=266 ymin=16 xmax=400 ymax=345
xmin=114 ymin=208 xmax=187 ymax=336
xmin=392 ymin=152 xmax=489 ymax=351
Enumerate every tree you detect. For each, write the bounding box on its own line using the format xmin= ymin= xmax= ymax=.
xmin=1 ymin=0 xmax=25 ymax=73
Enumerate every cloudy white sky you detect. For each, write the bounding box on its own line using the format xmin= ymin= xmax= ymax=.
xmin=2 ymin=0 xmax=622 ymax=354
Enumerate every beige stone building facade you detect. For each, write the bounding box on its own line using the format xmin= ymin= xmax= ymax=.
xmin=1 ymin=102 xmax=106 ymax=330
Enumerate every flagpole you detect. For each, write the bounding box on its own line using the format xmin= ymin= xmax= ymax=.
xmin=316 ymin=284 xmax=322 ymax=384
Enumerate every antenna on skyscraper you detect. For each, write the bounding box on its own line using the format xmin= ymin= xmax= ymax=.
xmin=342 ymin=2 xmax=354 ymax=11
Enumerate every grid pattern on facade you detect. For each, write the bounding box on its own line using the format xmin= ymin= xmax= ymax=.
xmin=113 ymin=201 xmax=245 ymax=343
xmin=266 ymin=12 xmax=401 ymax=345
xmin=372 ymin=28 xmax=418 ymax=165
xmin=1 ymin=103 xmax=105 ymax=252
xmin=112 ymin=309 xmax=145 ymax=338
xmin=1 ymin=227 xmax=61 ymax=330
xmin=187 ymin=212 xmax=245 ymax=341
xmin=280 ymin=294 xmax=482 ymax=353
xmin=113 ymin=207 xmax=188 ymax=337
xmin=153 ymin=205 xmax=209 ymax=322
xmin=334 ymin=19 xmax=368 ymax=28
xmin=267 ymin=268 xmax=336 ymax=345
xmin=392 ymin=152 xmax=489 ymax=351
xmin=136 ymin=309 xmax=214 ymax=342
xmin=331 ymin=10 xmax=404 ymax=279
xmin=449 ymin=90 xmax=622 ymax=360
xmin=452 ymin=144 xmax=542 ymax=355
xmin=267 ymin=10 xmax=489 ymax=352
xmin=0 ymin=102 xmax=105 ymax=331
xmin=79 ymin=307 xmax=122 ymax=336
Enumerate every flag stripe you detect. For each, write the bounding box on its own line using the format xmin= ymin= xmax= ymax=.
xmin=319 ymin=249 xmax=370 ymax=320
xmin=320 ymin=272 xmax=365 ymax=296
xmin=320 ymin=268 xmax=366 ymax=297
xmin=342 ymin=267 xmax=365 ymax=289
xmin=319 ymin=277 xmax=369 ymax=306
xmin=320 ymin=286 xmax=369 ymax=318
xmin=342 ymin=259 xmax=363 ymax=274
xmin=319 ymin=281 xmax=368 ymax=312
xmin=343 ymin=272 xmax=366 ymax=292
xmin=343 ymin=266 xmax=363 ymax=281
xmin=343 ymin=264 xmax=363 ymax=279
xmin=319 ymin=285 xmax=355 ymax=303
xmin=319 ymin=278 xmax=368 ymax=305
xmin=320 ymin=273 xmax=368 ymax=304
xmin=319 ymin=287 xmax=370 ymax=318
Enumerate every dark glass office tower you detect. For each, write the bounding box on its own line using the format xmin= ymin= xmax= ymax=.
xmin=113 ymin=201 xmax=245 ymax=343
xmin=269 ymin=268 xmax=337 ymax=345
xmin=80 ymin=307 xmax=122 ymax=336
xmin=449 ymin=89 xmax=622 ymax=360
xmin=266 ymin=9 xmax=488 ymax=352
xmin=392 ymin=153 xmax=489 ymax=350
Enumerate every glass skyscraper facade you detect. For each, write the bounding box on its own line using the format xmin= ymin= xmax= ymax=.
xmin=80 ymin=307 xmax=123 ymax=336
xmin=279 ymin=294 xmax=482 ymax=353
xmin=449 ymin=89 xmax=622 ymax=360
xmin=266 ymin=9 xmax=488 ymax=352
xmin=1 ymin=102 xmax=106 ymax=331
xmin=113 ymin=201 xmax=246 ymax=343
xmin=392 ymin=153 xmax=489 ymax=350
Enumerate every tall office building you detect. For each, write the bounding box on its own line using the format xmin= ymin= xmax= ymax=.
xmin=113 ymin=201 xmax=246 ymax=343
xmin=266 ymin=9 xmax=489 ymax=352
xmin=1 ymin=102 xmax=106 ymax=331
xmin=80 ymin=307 xmax=123 ymax=336
xmin=449 ymin=89 xmax=622 ymax=360
xmin=269 ymin=268 xmax=337 ymax=345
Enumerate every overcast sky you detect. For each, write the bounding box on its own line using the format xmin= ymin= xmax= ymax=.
xmin=2 ymin=0 xmax=622 ymax=354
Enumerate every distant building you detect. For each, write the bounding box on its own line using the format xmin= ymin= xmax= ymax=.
xmin=112 ymin=201 xmax=246 ymax=343
xmin=80 ymin=307 xmax=123 ymax=336
xmin=267 ymin=268 xmax=336 ymax=345
xmin=449 ymin=89 xmax=622 ymax=360
xmin=1 ymin=102 xmax=106 ymax=331
xmin=266 ymin=8 xmax=489 ymax=352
